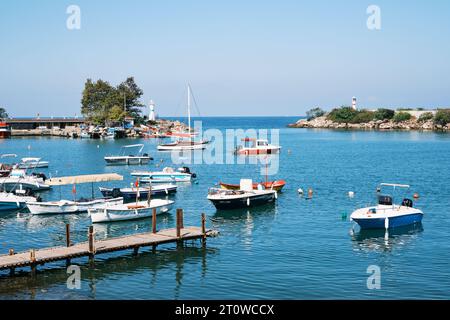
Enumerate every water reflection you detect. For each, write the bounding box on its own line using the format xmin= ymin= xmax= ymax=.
xmin=350 ymin=223 xmax=424 ymax=253
xmin=0 ymin=245 xmax=217 ymax=299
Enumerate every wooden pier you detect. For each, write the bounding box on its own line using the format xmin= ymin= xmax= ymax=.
xmin=0 ymin=210 xmax=218 ymax=274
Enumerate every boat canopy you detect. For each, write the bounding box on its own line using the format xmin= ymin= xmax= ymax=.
xmin=21 ymin=157 xmax=41 ymax=162
xmin=122 ymin=144 xmax=144 ymax=153
xmin=380 ymin=183 xmax=410 ymax=188
xmin=47 ymin=173 xmax=123 ymax=186
xmin=1 ymin=154 xmax=17 ymax=158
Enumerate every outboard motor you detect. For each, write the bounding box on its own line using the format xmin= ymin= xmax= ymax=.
xmin=378 ymin=195 xmax=393 ymax=205
xmin=401 ymin=198 xmax=413 ymax=208
xmin=182 ymin=167 xmax=191 ymax=174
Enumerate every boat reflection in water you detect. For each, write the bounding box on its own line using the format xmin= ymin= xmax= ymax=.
xmin=350 ymin=223 xmax=424 ymax=253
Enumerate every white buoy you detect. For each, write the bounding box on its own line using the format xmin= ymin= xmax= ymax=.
xmin=298 ymin=188 xmax=304 ymax=195
xmin=384 ymin=217 xmax=389 ymax=229
xmin=247 ymin=197 xmax=250 ymax=207
xmin=348 ymin=191 xmax=355 ymax=198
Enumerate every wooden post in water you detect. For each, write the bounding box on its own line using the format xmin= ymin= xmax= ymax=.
xmin=9 ymin=249 xmax=15 ymax=275
xmin=88 ymin=226 xmax=95 ymax=256
xmin=65 ymin=224 xmax=71 ymax=247
xmin=152 ymin=208 xmax=157 ymax=234
xmin=8 ymin=249 xmax=14 ymax=256
xmin=176 ymin=209 xmax=182 ymax=238
xmin=201 ymin=213 xmax=206 ymax=245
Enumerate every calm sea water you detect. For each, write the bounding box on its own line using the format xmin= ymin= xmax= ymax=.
xmin=0 ymin=116 xmax=449 ymax=300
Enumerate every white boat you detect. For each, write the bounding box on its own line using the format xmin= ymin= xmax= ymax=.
xmin=104 ymin=144 xmax=153 ymax=165
xmin=131 ymin=167 xmax=196 ymax=183
xmin=350 ymin=183 xmax=424 ymax=230
xmin=99 ymin=184 xmax=177 ymax=200
xmin=80 ymin=131 xmax=90 ymax=139
xmin=0 ymin=169 xmax=51 ymax=193
xmin=18 ymin=157 xmax=49 ymax=169
xmin=235 ymin=138 xmax=281 ymax=155
xmin=89 ymin=199 xmax=174 ymax=223
xmin=157 ymin=85 xmax=209 ymax=151
xmin=27 ymin=197 xmax=123 ymax=215
xmin=0 ymin=192 xmax=37 ymax=213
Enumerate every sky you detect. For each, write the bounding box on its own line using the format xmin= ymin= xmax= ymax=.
xmin=1 ymin=0 xmax=450 ymax=117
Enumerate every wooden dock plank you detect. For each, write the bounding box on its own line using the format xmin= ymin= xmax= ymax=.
xmin=0 ymin=226 xmax=218 ymax=271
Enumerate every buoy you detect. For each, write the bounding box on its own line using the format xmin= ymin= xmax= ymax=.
xmin=413 ymin=193 xmax=419 ymax=199
xmin=97 ymin=145 xmax=100 ymax=149
xmin=288 ymin=149 xmax=291 ymax=154
xmin=376 ymin=187 xmax=381 ymax=193
xmin=307 ymin=188 xmax=313 ymax=198
xmin=348 ymin=191 xmax=355 ymax=198
xmin=341 ymin=212 xmax=347 ymax=220
xmin=298 ymin=188 xmax=304 ymax=195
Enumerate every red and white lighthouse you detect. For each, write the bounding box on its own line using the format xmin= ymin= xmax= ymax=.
xmin=352 ymin=97 xmax=357 ymax=110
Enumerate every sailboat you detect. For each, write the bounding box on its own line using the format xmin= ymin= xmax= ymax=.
xmin=157 ymin=84 xmax=209 ymax=151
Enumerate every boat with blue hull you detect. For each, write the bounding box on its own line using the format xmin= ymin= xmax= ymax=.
xmin=131 ymin=167 xmax=196 ymax=183
xmin=0 ymin=192 xmax=36 ymax=213
xmin=99 ymin=184 xmax=177 ymax=201
xmin=350 ymin=183 xmax=424 ymax=230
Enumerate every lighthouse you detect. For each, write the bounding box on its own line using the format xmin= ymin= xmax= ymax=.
xmin=352 ymin=97 xmax=357 ymax=110
xmin=149 ymin=100 xmax=156 ymax=121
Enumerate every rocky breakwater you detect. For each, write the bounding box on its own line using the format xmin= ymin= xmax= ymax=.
xmin=288 ymin=116 xmax=450 ymax=131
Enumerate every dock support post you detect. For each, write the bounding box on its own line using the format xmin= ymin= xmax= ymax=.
xmin=66 ymin=224 xmax=71 ymax=247
xmin=88 ymin=226 xmax=95 ymax=257
xmin=133 ymin=247 xmax=139 ymax=256
xmin=176 ymin=209 xmax=182 ymax=238
xmin=9 ymin=249 xmax=15 ymax=275
xmin=201 ymin=213 xmax=206 ymax=246
xmin=152 ymin=208 xmax=157 ymax=234
xmin=30 ymin=249 xmax=37 ymax=275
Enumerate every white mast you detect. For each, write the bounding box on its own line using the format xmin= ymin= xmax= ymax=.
xmin=187 ymin=84 xmax=191 ymax=136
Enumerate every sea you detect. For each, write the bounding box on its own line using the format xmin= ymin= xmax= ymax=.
xmin=0 ymin=116 xmax=449 ymax=299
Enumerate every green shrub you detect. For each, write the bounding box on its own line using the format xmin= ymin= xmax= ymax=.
xmin=327 ymin=106 xmax=358 ymax=123
xmin=434 ymin=109 xmax=450 ymax=126
xmin=350 ymin=110 xmax=375 ymax=123
xmin=418 ymin=112 xmax=434 ymax=122
xmin=306 ymin=107 xmax=325 ymax=121
xmin=373 ymin=108 xmax=395 ymax=120
xmin=393 ymin=112 xmax=412 ymax=123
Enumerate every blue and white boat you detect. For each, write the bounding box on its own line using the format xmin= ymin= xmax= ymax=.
xmin=350 ymin=183 xmax=423 ymax=229
xmin=131 ymin=167 xmax=196 ymax=183
xmin=0 ymin=192 xmax=37 ymax=213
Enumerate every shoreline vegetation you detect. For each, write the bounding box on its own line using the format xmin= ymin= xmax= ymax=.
xmin=288 ymin=106 xmax=450 ymax=131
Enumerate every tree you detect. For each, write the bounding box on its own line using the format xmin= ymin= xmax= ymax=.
xmin=418 ymin=112 xmax=434 ymax=122
xmin=108 ymin=105 xmax=127 ymax=122
xmin=373 ymin=108 xmax=395 ymax=120
xmin=306 ymin=107 xmax=325 ymax=121
xmin=0 ymin=107 xmax=8 ymax=119
xmin=393 ymin=112 xmax=412 ymax=123
xmin=327 ymin=106 xmax=359 ymax=123
xmin=81 ymin=77 xmax=145 ymax=124
xmin=434 ymin=109 xmax=450 ymax=126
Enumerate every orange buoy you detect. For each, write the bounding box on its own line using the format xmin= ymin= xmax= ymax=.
xmin=413 ymin=193 xmax=419 ymax=199
xmin=307 ymin=188 xmax=313 ymax=198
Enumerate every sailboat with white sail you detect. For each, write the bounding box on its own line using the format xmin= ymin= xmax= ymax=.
xmin=157 ymin=84 xmax=209 ymax=151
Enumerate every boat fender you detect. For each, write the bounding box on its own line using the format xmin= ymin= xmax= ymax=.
xmin=112 ymin=188 xmax=121 ymax=198
xmin=165 ymin=188 xmax=168 ymax=195
xmin=274 ymin=192 xmax=278 ymax=199
xmin=247 ymin=197 xmax=250 ymax=206
xmin=384 ymin=217 xmax=389 ymax=229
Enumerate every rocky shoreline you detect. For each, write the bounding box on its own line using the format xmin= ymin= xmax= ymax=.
xmin=288 ymin=116 xmax=450 ymax=131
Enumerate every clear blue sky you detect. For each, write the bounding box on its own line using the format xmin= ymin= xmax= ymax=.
xmin=1 ymin=0 xmax=449 ymax=117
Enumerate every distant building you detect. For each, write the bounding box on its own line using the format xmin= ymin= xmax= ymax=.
xmin=352 ymin=97 xmax=357 ymax=110
xmin=149 ymin=100 xmax=156 ymax=121
xmin=123 ymin=116 xmax=135 ymax=129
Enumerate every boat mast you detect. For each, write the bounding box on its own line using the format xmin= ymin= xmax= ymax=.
xmin=187 ymin=84 xmax=191 ymax=138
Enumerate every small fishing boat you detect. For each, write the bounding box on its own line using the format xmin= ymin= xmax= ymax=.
xmin=27 ymin=197 xmax=123 ymax=215
xmin=350 ymin=183 xmax=424 ymax=230
xmin=220 ymin=180 xmax=286 ymax=192
xmin=0 ymin=192 xmax=37 ymax=213
xmin=0 ymin=154 xmax=17 ymax=177
xmin=234 ymin=138 xmax=281 ymax=155
xmin=99 ymin=184 xmax=177 ymax=201
xmin=104 ymin=144 xmax=153 ymax=165
xmin=207 ymin=179 xmax=277 ymax=210
xmin=0 ymin=169 xmax=51 ymax=193
xmin=80 ymin=131 xmax=90 ymax=139
xmin=0 ymin=122 xmax=11 ymax=139
xmin=89 ymin=199 xmax=174 ymax=223
xmin=18 ymin=157 xmax=49 ymax=169
xmin=131 ymin=167 xmax=196 ymax=183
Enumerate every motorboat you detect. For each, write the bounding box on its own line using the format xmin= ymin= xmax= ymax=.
xmin=0 ymin=154 xmax=18 ymax=177
xmin=157 ymin=85 xmax=209 ymax=151
xmin=350 ymin=183 xmax=424 ymax=230
xmin=207 ymin=179 xmax=277 ymax=210
xmin=89 ymin=198 xmax=174 ymax=223
xmin=27 ymin=197 xmax=123 ymax=215
xmin=220 ymin=180 xmax=286 ymax=192
xmin=28 ymin=173 xmax=126 ymax=215
xmin=0 ymin=121 xmax=11 ymax=139
xmin=104 ymin=144 xmax=153 ymax=165
xmin=131 ymin=167 xmax=196 ymax=183
xmin=18 ymin=157 xmax=49 ymax=169
xmin=80 ymin=131 xmax=90 ymax=139
xmin=234 ymin=138 xmax=281 ymax=155
xmin=0 ymin=169 xmax=51 ymax=193
xmin=99 ymin=184 xmax=177 ymax=201
xmin=0 ymin=192 xmax=37 ymax=213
